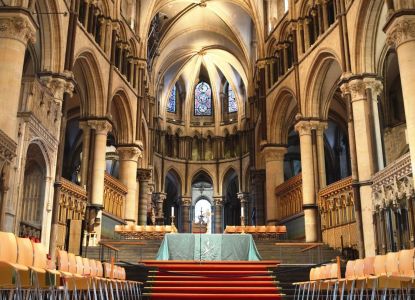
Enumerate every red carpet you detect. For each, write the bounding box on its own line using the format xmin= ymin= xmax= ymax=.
xmin=143 ymin=261 xmax=283 ymax=300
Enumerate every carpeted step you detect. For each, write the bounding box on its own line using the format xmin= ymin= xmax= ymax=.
xmin=145 ymin=263 xmax=275 ymax=271
xmin=147 ymin=280 xmax=278 ymax=287
xmin=144 ymin=286 xmax=281 ymax=294
xmin=143 ymin=293 xmax=283 ymax=299
xmin=147 ymin=275 xmax=277 ymax=281
xmin=150 ymin=270 xmax=273 ymax=276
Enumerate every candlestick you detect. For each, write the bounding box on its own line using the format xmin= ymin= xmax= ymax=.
xmin=241 ymin=207 xmax=244 ymax=217
xmin=171 ymin=206 xmax=175 ymax=217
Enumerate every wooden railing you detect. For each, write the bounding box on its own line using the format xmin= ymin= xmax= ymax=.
xmin=57 ymin=178 xmax=88 ymax=249
xmin=318 ymin=176 xmax=357 ymax=250
xmin=104 ymin=172 xmax=127 ymax=219
xmin=372 ymin=153 xmax=414 ymax=253
xmin=275 ymin=173 xmax=303 ymax=220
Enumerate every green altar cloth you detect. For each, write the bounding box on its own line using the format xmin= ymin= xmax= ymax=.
xmin=155 ymin=233 xmax=262 ymax=261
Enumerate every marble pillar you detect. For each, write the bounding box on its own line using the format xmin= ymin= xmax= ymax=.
xmin=295 ymin=121 xmax=318 ymax=242
xmin=118 ymin=146 xmax=141 ymax=224
xmin=262 ymin=146 xmax=287 ymax=225
xmin=213 ymin=196 xmax=223 ymax=233
xmin=153 ymin=192 xmax=167 ymax=225
xmin=137 ymin=168 xmax=152 ymax=225
xmin=181 ymin=197 xmax=192 ymax=233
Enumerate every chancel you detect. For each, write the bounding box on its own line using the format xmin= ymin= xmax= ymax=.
xmin=0 ymin=0 xmax=414 ymax=299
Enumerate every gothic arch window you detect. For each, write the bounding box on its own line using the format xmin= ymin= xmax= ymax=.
xmin=167 ymin=85 xmax=177 ymax=113
xmin=194 ymin=81 xmax=212 ymax=116
xmin=228 ymin=84 xmax=238 ymax=113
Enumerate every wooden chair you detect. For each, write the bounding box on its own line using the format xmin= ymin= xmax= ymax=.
xmin=266 ymin=225 xmax=277 ymax=239
xmin=225 ymin=226 xmax=236 ymax=234
xmin=276 ymin=225 xmax=287 ymax=239
xmin=257 ymin=226 xmax=267 ymax=239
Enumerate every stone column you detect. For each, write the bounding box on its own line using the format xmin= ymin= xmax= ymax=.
xmin=137 ymin=168 xmax=152 ymax=225
xmin=87 ymin=120 xmax=111 ymax=239
xmin=118 ymin=146 xmax=141 ymax=224
xmin=79 ymin=121 xmax=91 ymax=188
xmin=88 ymin=120 xmax=111 ymax=205
xmin=153 ymin=192 xmax=167 ymax=225
xmin=213 ymin=197 xmax=223 ymax=233
xmin=386 ymin=15 xmax=415 ymax=171
xmin=314 ymin=121 xmax=328 ymax=189
xmin=262 ymin=146 xmax=287 ymax=224
xmin=0 ymin=10 xmax=36 ymax=142
xmin=237 ymin=192 xmax=250 ymax=225
xmin=295 ymin=121 xmax=318 ymax=242
xmin=341 ymin=78 xmax=377 ymax=256
xmin=181 ymin=197 xmax=192 ymax=233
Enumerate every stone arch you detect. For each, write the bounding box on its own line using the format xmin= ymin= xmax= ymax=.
xmin=269 ymin=88 xmax=298 ymax=144
xmin=220 ymin=166 xmax=239 ymax=194
xmin=165 ymin=167 xmax=183 ymax=193
xmin=354 ymin=0 xmax=387 ymax=73
xmin=303 ymin=50 xmax=342 ymax=119
xmin=110 ymin=90 xmax=134 ymax=144
xmin=73 ymin=51 xmax=106 ymax=117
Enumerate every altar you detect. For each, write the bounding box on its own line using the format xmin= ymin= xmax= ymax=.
xmin=155 ymin=233 xmax=262 ymax=261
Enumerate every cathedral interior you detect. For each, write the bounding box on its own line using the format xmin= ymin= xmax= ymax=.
xmin=0 ymin=0 xmax=414 ymax=298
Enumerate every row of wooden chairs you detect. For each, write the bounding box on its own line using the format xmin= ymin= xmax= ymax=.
xmin=294 ymin=248 xmax=415 ymax=299
xmin=224 ymin=225 xmax=287 ymax=239
xmin=0 ymin=231 xmax=142 ymax=300
xmin=115 ymin=224 xmax=178 ymax=240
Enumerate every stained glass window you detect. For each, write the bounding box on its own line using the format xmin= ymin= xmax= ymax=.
xmin=167 ymin=85 xmax=176 ymax=113
xmin=194 ymin=82 xmax=212 ymax=116
xmin=228 ymin=84 xmax=238 ymax=113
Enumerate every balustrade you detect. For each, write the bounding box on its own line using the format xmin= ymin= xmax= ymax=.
xmin=104 ymin=172 xmax=127 ymax=219
xmin=318 ymin=176 xmax=357 ymax=250
xmin=275 ymin=173 xmax=303 ymax=220
xmin=57 ymin=178 xmax=88 ymax=249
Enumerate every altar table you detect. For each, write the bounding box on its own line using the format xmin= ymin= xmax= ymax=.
xmin=155 ymin=233 xmax=262 ymax=261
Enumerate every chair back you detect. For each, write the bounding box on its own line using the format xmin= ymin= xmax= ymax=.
xmin=82 ymin=257 xmax=91 ymax=275
xmin=354 ymin=259 xmax=365 ymax=278
xmin=114 ymin=225 xmax=123 ymax=232
xmin=277 ymin=226 xmax=287 ymax=234
xmin=32 ymin=242 xmax=48 ymax=269
xmin=328 ymin=263 xmax=338 ymax=279
xmin=398 ymin=248 xmax=415 ymax=277
xmin=96 ymin=260 xmax=104 ymax=277
xmin=385 ymin=252 xmax=399 ymax=276
xmin=89 ymin=259 xmax=97 ymax=277
xmin=257 ymin=226 xmax=267 ymax=233
xmin=67 ymin=253 xmax=77 ymax=274
xmin=363 ymin=256 xmax=375 ymax=276
xmin=134 ymin=225 xmax=143 ymax=232
xmin=0 ymin=232 xmax=18 ymax=263
xmin=16 ymin=237 xmax=34 ymax=266
xmin=75 ymin=256 xmax=84 ymax=275
xmin=373 ymin=255 xmax=387 ymax=276
xmin=345 ymin=260 xmax=356 ymax=279
xmin=57 ymin=250 xmax=69 ymax=272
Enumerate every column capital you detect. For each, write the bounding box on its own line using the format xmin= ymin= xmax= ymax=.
xmin=0 ymin=10 xmax=37 ymax=45
xmin=137 ymin=168 xmax=152 ymax=181
xmin=237 ymin=192 xmax=250 ymax=203
xmin=40 ymin=71 xmax=75 ymax=101
xmin=87 ymin=119 xmax=112 ymax=135
xmin=213 ymin=196 xmax=223 ymax=206
xmin=294 ymin=120 xmax=313 ymax=136
xmin=180 ymin=196 xmax=192 ymax=207
xmin=261 ymin=145 xmax=287 ymax=162
xmin=363 ymin=78 xmax=383 ymax=100
xmin=385 ymin=14 xmax=415 ymax=48
xmin=117 ymin=146 xmax=142 ymax=161
xmin=153 ymin=192 xmax=167 ymax=203
xmin=340 ymin=76 xmax=383 ymax=101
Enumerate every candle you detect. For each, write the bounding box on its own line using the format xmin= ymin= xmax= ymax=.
xmin=241 ymin=207 xmax=244 ymax=217
xmin=171 ymin=206 xmax=175 ymax=217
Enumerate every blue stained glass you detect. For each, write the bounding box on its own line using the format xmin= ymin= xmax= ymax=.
xmin=195 ymin=82 xmax=212 ymax=116
xmin=228 ymin=84 xmax=238 ymax=113
xmin=167 ymin=85 xmax=176 ymax=113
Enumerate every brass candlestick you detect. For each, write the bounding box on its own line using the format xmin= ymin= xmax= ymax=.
xmin=170 ymin=215 xmax=177 ymax=233
xmin=241 ymin=216 xmax=246 ymax=234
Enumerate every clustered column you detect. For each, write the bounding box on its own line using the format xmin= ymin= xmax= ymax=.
xmin=137 ymin=168 xmax=152 ymax=225
xmin=118 ymin=146 xmax=141 ymax=224
xmin=262 ymin=146 xmax=287 ymax=225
